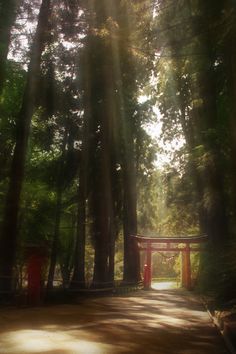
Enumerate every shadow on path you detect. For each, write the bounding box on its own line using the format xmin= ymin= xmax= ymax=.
xmin=0 ymin=288 xmax=229 ymax=354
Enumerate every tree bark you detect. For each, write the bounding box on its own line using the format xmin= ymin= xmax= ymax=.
xmin=223 ymin=3 xmax=236 ymax=231
xmin=47 ymin=128 xmax=68 ymax=290
xmin=46 ymin=186 xmax=62 ymax=290
xmin=92 ymin=120 xmax=113 ymax=286
xmin=70 ymin=42 xmax=91 ymax=289
xmin=70 ymin=168 xmax=86 ymax=289
xmin=195 ymin=0 xmax=229 ymax=248
xmin=199 ymin=65 xmax=228 ymax=246
xmin=83 ymin=6 xmax=117 ymax=287
xmin=122 ymin=138 xmax=141 ymax=283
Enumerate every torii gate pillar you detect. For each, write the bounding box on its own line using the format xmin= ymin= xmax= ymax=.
xmin=143 ymin=241 xmax=152 ymax=289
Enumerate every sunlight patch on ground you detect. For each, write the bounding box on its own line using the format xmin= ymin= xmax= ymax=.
xmin=151 ymin=281 xmax=178 ymax=290
xmin=0 ymin=329 xmax=113 ymax=354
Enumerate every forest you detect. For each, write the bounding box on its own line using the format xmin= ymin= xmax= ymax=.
xmin=0 ymin=0 xmax=236 ymax=304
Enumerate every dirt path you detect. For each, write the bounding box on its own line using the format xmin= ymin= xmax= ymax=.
xmin=0 ymin=289 xmax=229 ymax=354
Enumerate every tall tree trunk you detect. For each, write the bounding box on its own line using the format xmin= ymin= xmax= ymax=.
xmin=196 ymin=0 xmax=229 ymax=248
xmin=108 ymin=204 xmax=116 ymax=283
xmin=47 ymin=128 xmax=67 ymax=290
xmin=70 ymin=169 xmax=86 ymax=289
xmin=70 ymin=44 xmax=91 ymax=289
xmin=122 ymin=140 xmax=141 ymax=283
xmin=46 ymin=187 xmax=62 ymax=290
xmin=0 ymin=0 xmax=51 ymax=294
xmin=178 ymin=100 xmax=206 ymax=234
xmin=84 ymin=4 xmax=117 ymax=287
xmin=223 ymin=3 xmax=236 ymax=230
xmin=0 ymin=0 xmax=17 ymax=93
xmin=199 ymin=67 xmax=228 ymax=246
xmin=92 ymin=127 xmax=113 ymax=286
xmin=91 ymin=81 xmax=115 ymax=287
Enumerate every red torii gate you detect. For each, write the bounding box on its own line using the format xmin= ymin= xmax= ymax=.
xmin=131 ymin=234 xmax=208 ymax=290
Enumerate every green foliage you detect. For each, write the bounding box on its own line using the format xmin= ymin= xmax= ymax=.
xmin=138 ymin=163 xmax=200 ymax=237
xmin=0 ymin=61 xmax=26 ymax=171
xmin=20 ymin=181 xmax=55 ymax=243
xmin=0 ymin=62 xmax=26 ymax=224
xmin=152 ymin=252 xmax=178 ymax=278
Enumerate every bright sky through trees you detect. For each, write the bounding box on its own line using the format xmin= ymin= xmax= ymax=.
xmin=139 ymin=95 xmax=186 ymax=169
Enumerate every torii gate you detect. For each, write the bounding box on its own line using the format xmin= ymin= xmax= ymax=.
xmin=131 ymin=234 xmax=207 ymax=290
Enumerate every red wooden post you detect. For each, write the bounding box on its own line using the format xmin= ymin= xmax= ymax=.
xmin=181 ymin=250 xmax=186 ymax=287
xmin=143 ymin=264 xmax=149 ymax=289
xmin=26 ymin=245 xmax=46 ymax=305
xmin=185 ymin=243 xmax=191 ymax=290
xmin=144 ymin=241 xmax=152 ymax=289
xmin=27 ymin=254 xmax=43 ymax=305
xmin=181 ymin=244 xmax=191 ymax=290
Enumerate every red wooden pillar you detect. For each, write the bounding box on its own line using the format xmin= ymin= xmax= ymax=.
xmin=26 ymin=246 xmax=46 ymax=305
xmin=144 ymin=241 xmax=152 ymax=289
xmin=181 ymin=250 xmax=185 ymax=287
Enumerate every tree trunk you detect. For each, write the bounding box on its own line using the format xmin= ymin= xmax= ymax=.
xmin=108 ymin=210 xmax=116 ymax=283
xmin=0 ymin=0 xmax=51 ymax=294
xmin=47 ymin=128 xmax=68 ymax=290
xmin=70 ymin=43 xmax=91 ymax=289
xmin=178 ymin=101 xmax=206 ymax=234
xmin=223 ymin=6 xmax=236 ymax=231
xmin=196 ymin=0 xmax=229 ymax=248
xmin=70 ymin=169 xmax=86 ymax=289
xmin=83 ymin=12 xmax=116 ymax=287
xmin=199 ymin=66 xmax=228 ymax=246
xmin=46 ymin=187 xmax=62 ymax=290
xmin=92 ymin=132 xmax=113 ymax=287
xmin=122 ymin=137 xmax=141 ymax=283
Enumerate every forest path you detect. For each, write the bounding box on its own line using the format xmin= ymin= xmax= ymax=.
xmin=0 ymin=288 xmax=229 ymax=354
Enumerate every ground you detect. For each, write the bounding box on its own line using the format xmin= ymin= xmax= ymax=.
xmin=0 ymin=285 xmax=229 ymax=354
